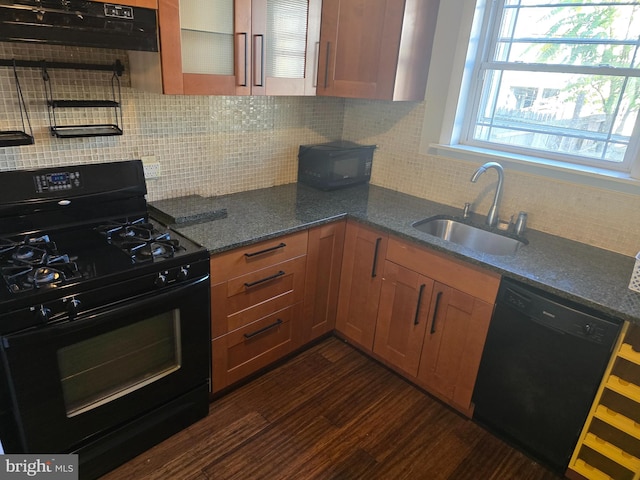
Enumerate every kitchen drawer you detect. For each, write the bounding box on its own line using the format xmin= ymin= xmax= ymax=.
xmin=386 ymin=237 xmax=500 ymax=304
xmin=211 ymin=256 xmax=307 ymax=338
xmin=211 ymin=303 xmax=301 ymax=392
xmin=210 ymin=231 xmax=308 ymax=284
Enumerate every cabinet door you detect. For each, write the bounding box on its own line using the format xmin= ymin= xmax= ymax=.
xmin=154 ymin=0 xmax=250 ymax=95
xmin=133 ymin=0 xmax=320 ymax=95
xmin=335 ymin=221 xmax=387 ymax=351
xmin=417 ymin=283 xmax=493 ymax=411
xmin=373 ymin=261 xmax=434 ymax=377
xmin=251 ymin=0 xmax=322 ymax=95
xmin=302 ymin=221 xmax=346 ymax=343
xmin=317 ymin=0 xmax=438 ymax=100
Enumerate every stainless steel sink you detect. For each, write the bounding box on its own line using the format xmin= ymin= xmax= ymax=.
xmin=412 ymin=216 xmax=527 ymax=256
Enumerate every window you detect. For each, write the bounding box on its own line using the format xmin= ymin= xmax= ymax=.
xmin=457 ymin=0 xmax=640 ymax=174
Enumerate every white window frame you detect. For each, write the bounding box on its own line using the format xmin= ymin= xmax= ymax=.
xmin=419 ymin=0 xmax=640 ymax=196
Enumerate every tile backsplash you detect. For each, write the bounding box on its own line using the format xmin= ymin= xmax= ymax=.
xmin=0 ymin=42 xmax=345 ymax=200
xmin=1 ymin=42 xmax=639 ymax=257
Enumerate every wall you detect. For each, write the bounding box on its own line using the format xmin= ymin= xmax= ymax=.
xmin=2 ymin=42 xmax=639 ymax=257
xmin=0 ymin=42 xmax=345 ymax=201
xmin=343 ymin=98 xmax=640 ymax=257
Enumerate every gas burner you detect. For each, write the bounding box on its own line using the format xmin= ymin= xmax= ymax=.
xmin=0 ymin=234 xmax=80 ymax=293
xmin=96 ymin=218 xmax=155 ymax=243
xmin=96 ymin=218 xmax=186 ymax=263
xmin=12 ymin=245 xmax=47 ymax=264
xmin=31 ymin=267 xmax=63 ymax=285
xmin=2 ymin=262 xmax=80 ymax=293
xmin=121 ymin=236 xmax=184 ymax=263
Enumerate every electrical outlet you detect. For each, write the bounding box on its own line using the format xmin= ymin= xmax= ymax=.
xmin=141 ymin=155 xmax=161 ymax=179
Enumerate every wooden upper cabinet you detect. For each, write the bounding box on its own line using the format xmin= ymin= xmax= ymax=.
xmin=157 ymin=0 xmax=247 ymax=95
xmin=129 ymin=0 xmax=321 ymax=96
xmin=316 ymin=0 xmax=439 ymax=100
xmin=252 ymin=0 xmax=322 ymax=96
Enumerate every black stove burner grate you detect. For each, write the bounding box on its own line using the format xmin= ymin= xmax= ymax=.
xmin=96 ymin=217 xmax=185 ymax=263
xmin=0 ymin=234 xmax=81 ymax=293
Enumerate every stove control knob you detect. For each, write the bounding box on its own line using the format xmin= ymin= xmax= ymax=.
xmin=583 ymin=323 xmax=594 ymax=336
xmin=177 ymin=267 xmax=189 ymax=281
xmin=155 ymin=273 xmax=167 ymax=288
xmin=35 ymin=305 xmax=52 ymax=324
xmin=67 ymin=298 xmax=81 ymax=319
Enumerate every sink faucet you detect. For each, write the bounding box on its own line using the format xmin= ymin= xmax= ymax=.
xmin=470 ymin=162 xmax=504 ymax=228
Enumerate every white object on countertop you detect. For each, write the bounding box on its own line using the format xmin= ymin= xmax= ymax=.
xmin=629 ymin=252 xmax=640 ymax=293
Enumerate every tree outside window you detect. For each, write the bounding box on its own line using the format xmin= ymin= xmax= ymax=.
xmin=465 ymin=0 xmax=640 ymax=171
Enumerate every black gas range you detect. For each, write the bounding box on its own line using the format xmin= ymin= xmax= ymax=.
xmin=0 ymin=215 xmax=209 ymax=334
xmin=0 ymin=160 xmax=211 ymax=479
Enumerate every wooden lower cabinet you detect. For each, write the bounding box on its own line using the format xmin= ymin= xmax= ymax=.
xmin=373 ymin=260 xmax=434 ymax=377
xmin=303 ymin=221 xmax=346 ymax=343
xmin=212 ymin=303 xmax=302 ymax=392
xmin=211 ymin=222 xmax=347 ymax=393
xmin=210 ymin=231 xmax=309 ymax=393
xmin=211 ymin=220 xmax=498 ymax=415
xmin=335 ymin=221 xmax=388 ymax=351
xmin=416 ymin=283 xmax=493 ymax=412
xmin=371 ymin=236 xmax=499 ymax=414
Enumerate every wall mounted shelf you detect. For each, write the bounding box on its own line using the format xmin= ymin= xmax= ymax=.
xmin=0 ymin=61 xmax=34 ymax=148
xmin=43 ymin=63 xmax=124 ymax=138
xmin=0 ymin=58 xmax=126 ymax=145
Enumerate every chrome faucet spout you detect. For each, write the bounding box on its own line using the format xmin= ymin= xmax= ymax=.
xmin=470 ymin=162 xmax=504 ymax=228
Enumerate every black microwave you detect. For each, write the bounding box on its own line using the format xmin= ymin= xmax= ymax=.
xmin=297 ymin=141 xmax=376 ymax=190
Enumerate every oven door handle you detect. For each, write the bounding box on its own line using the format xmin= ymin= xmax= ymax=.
xmin=80 ymin=274 xmax=210 ymax=322
xmin=16 ymin=274 xmax=212 ymax=336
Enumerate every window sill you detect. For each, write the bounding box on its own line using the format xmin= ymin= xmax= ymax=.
xmin=428 ymin=144 xmax=640 ymax=196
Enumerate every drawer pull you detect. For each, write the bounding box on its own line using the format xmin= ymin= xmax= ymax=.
xmin=430 ymin=291 xmax=443 ymax=334
xmin=244 ymin=270 xmax=285 ymax=288
xmin=244 ymin=318 xmax=283 ymax=339
xmin=414 ymin=284 xmax=426 ymax=325
xmin=244 ymin=242 xmax=287 ymax=258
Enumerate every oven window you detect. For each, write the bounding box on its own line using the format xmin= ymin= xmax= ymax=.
xmin=57 ymin=311 xmax=182 ymax=417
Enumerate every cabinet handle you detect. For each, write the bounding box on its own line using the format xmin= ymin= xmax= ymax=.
xmin=414 ymin=284 xmax=426 ymax=325
xmin=371 ymin=237 xmax=382 ymax=278
xmin=244 ymin=270 xmax=285 ymax=289
xmin=244 ymin=318 xmax=283 ymax=339
xmin=313 ymin=41 xmax=320 ymax=87
xmin=430 ymin=291 xmax=443 ymax=334
xmin=323 ymin=42 xmax=331 ymax=88
xmin=244 ymin=242 xmax=287 ymax=258
xmin=237 ymin=32 xmax=248 ymax=87
xmin=253 ymin=34 xmax=264 ymax=87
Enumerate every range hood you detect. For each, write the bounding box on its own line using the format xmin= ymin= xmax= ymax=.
xmin=0 ymin=1 xmax=158 ymax=52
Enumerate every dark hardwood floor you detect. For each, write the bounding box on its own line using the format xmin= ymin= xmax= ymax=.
xmin=102 ymin=337 xmax=562 ymax=480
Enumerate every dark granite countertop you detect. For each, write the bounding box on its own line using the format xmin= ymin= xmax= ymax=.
xmin=154 ymin=183 xmax=640 ymax=325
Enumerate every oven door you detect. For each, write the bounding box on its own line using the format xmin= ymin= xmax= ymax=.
xmin=0 ymin=275 xmax=210 ymax=453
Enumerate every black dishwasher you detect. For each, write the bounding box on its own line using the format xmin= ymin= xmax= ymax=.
xmin=472 ymin=278 xmax=622 ymax=473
